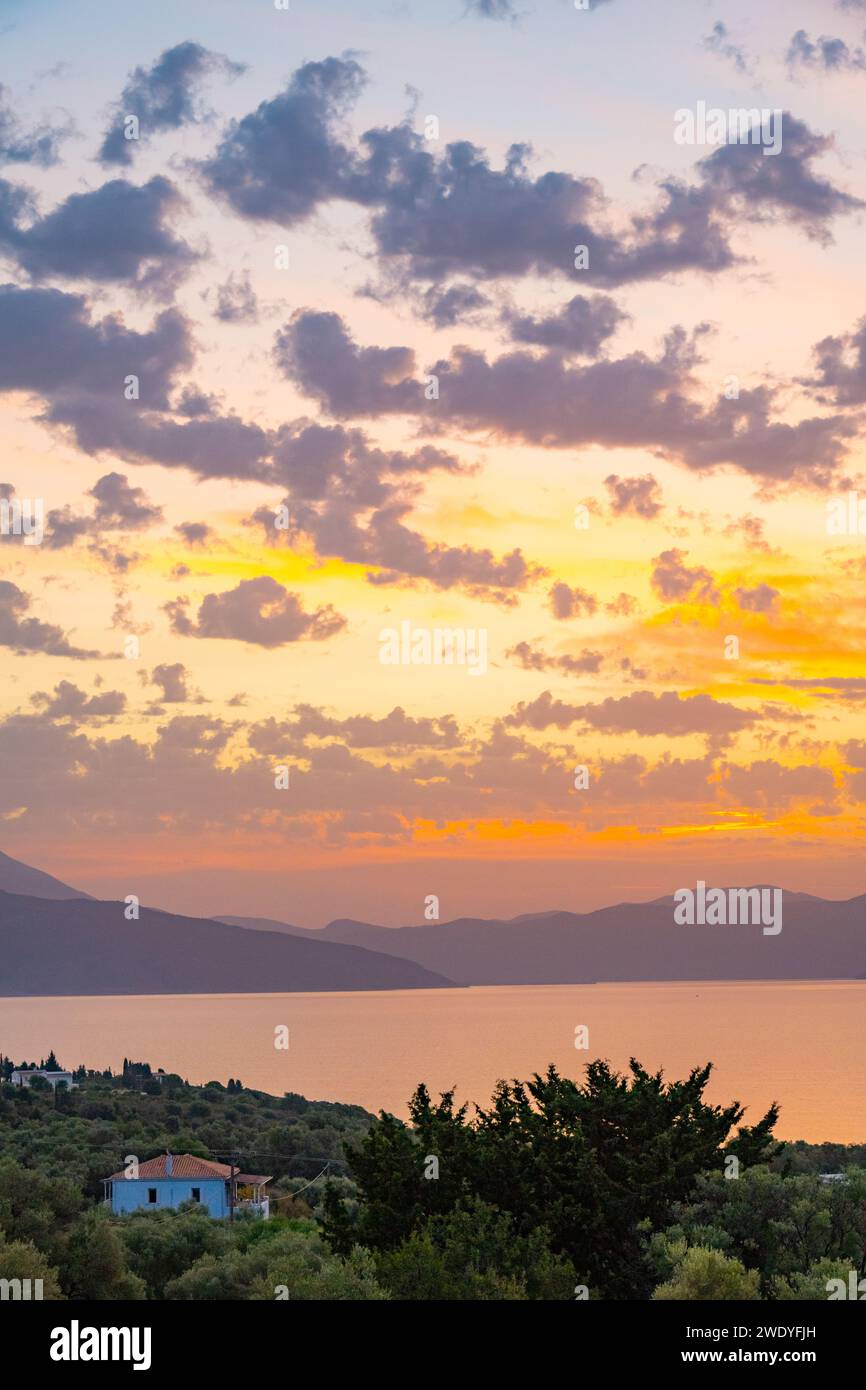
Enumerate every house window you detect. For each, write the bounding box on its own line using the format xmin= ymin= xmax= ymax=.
xmin=191 ymin=1187 xmax=201 ymax=1203
xmin=148 ymin=1188 xmax=157 ymax=1204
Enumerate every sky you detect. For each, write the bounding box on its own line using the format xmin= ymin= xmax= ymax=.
xmin=1 ymin=0 xmax=866 ymax=926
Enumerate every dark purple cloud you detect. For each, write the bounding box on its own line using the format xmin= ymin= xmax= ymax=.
xmin=507 ymin=641 xmax=603 ymax=675
xmin=212 ymin=271 xmax=259 ymax=323
xmin=165 ymin=575 xmax=347 ymax=647
xmin=808 ymin=313 xmax=866 ymax=404
xmin=150 ymin=663 xmax=192 ymax=703
xmin=0 ymin=176 xmax=198 ymax=295
xmin=0 ymin=582 xmax=103 ymax=659
xmin=200 ymin=56 xmax=365 ymax=222
xmin=100 ymin=41 xmax=244 ymax=165
xmin=250 ymin=703 xmax=462 ymax=752
xmin=31 ymin=681 xmax=125 ymax=718
xmin=278 ymin=310 xmax=853 ymax=486
xmin=504 ymin=293 xmax=625 ymax=355
xmin=548 ymin=582 xmax=598 ymax=619
xmin=734 ymin=583 xmax=780 ymax=613
xmin=651 ymin=549 xmax=720 ymax=604
xmin=274 ymin=310 xmax=422 ymax=418
xmin=504 ymin=688 xmax=757 ymax=737
xmin=786 ymin=30 xmax=866 ymax=73
xmin=695 ymin=114 xmax=864 ymax=244
xmin=605 ymin=472 xmax=663 ymax=518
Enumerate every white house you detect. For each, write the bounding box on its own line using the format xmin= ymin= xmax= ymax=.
xmin=10 ymin=1068 xmax=76 ymax=1090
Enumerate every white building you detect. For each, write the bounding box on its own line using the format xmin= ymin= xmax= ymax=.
xmin=10 ymin=1068 xmax=76 ymax=1090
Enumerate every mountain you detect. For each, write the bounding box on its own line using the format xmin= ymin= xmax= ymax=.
xmin=0 ymin=890 xmax=455 ymax=996
xmin=222 ymin=892 xmax=866 ymax=985
xmin=0 ymin=850 xmax=90 ymax=901
xmin=220 ymin=913 xmax=306 ymax=936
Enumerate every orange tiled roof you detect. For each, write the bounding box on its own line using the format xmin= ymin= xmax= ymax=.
xmin=106 ymin=1153 xmax=271 ymax=1184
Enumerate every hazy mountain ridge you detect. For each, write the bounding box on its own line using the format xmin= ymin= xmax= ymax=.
xmin=0 ymin=888 xmax=456 ymax=996
xmin=0 ymin=850 xmax=91 ymax=901
xmin=222 ymin=891 xmax=866 ymax=985
xmin=2 ymin=852 xmax=864 ymax=992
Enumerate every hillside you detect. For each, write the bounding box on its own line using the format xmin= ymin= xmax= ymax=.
xmin=0 ymin=890 xmax=456 ymax=996
xmin=222 ymin=893 xmax=866 ymax=985
xmin=0 ymin=850 xmax=90 ymax=901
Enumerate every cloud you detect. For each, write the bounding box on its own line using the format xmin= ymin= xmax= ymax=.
xmin=165 ymin=575 xmax=347 ymax=647
xmin=651 ymin=549 xmax=720 ymax=604
xmin=752 ymin=676 xmax=866 ymax=701
xmin=604 ymin=472 xmax=663 ymax=518
xmin=844 ymin=739 xmax=866 ymax=767
xmin=278 ymin=310 xmax=853 ymax=486
xmin=30 ymin=680 xmax=125 ymax=719
xmin=0 ymin=283 xmax=191 ymax=400
xmin=722 ymin=514 xmax=771 ymax=552
xmin=212 ymin=271 xmax=259 ymax=323
xmin=464 ymin=0 xmax=521 ymax=19
xmin=503 ymin=293 xmax=625 ymax=355
xmin=250 ymin=703 xmax=462 ymax=752
xmin=695 ymin=114 xmax=864 ymax=244
xmin=719 ymin=759 xmax=836 ymax=806
xmin=0 ymin=84 xmax=72 ymax=166
xmin=0 ymin=285 xmax=270 ymax=482
xmin=274 ymin=310 xmax=421 ymax=418
xmin=504 ymin=688 xmax=757 ymax=737
xmin=507 ymin=641 xmax=603 ymax=675
xmin=89 ymin=472 xmax=162 ymax=530
xmin=0 ymin=176 xmax=198 ymax=295
xmin=200 ymin=55 xmax=366 ymax=222
xmin=150 ymin=662 xmax=192 ymax=703
xmin=39 ymin=472 xmax=162 ymax=553
xmin=548 ymin=582 xmax=598 ymax=619
xmin=201 ymin=59 xmax=861 ymax=307
xmin=808 ymin=313 xmax=866 ymax=404
xmin=702 ymin=21 xmax=752 ymax=75
xmin=733 ymin=582 xmax=780 ymax=613
xmin=786 ymin=30 xmax=866 ymax=73
xmin=0 ymin=287 xmax=541 ymax=603
xmin=269 ymin=421 xmax=467 ymax=497
xmin=100 ymin=41 xmax=244 ymax=165
xmin=175 ymin=521 xmax=213 ymax=545
xmin=0 ymin=582 xmax=103 ymax=659
xmin=416 ymin=282 xmax=489 ymax=328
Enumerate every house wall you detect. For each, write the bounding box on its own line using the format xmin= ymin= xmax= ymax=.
xmin=111 ymin=1178 xmax=227 ymax=1218
xmin=11 ymin=1071 xmax=75 ymax=1089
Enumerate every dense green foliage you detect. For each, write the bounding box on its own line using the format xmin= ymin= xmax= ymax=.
xmin=0 ymin=1054 xmax=369 ymax=1198
xmin=1 ymin=1052 xmax=864 ymax=1300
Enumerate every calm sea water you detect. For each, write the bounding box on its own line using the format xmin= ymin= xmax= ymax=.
xmin=2 ymin=981 xmax=864 ymax=1142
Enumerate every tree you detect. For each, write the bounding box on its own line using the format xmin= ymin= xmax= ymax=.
xmin=117 ymin=1207 xmax=228 ymax=1299
xmin=652 ymin=1245 xmax=760 ymax=1300
xmin=0 ymin=1159 xmax=83 ymax=1265
xmin=64 ymin=1211 xmax=146 ymax=1300
xmin=0 ymin=1233 xmax=64 ymax=1299
xmin=375 ymin=1198 xmax=578 ymax=1300
xmin=774 ymin=1258 xmax=855 ymax=1300
xmin=164 ymin=1228 xmax=389 ymax=1301
xmin=655 ymin=1166 xmax=866 ymax=1295
xmin=324 ymin=1060 xmax=778 ymax=1299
